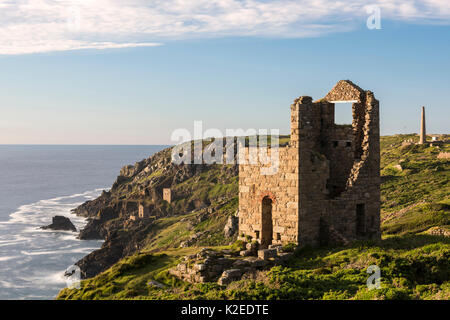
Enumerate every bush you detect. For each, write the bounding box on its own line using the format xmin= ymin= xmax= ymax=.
xmin=230 ymin=240 xmax=246 ymax=252
xmin=282 ymin=242 xmax=297 ymax=253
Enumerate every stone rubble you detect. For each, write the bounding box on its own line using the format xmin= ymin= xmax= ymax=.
xmin=168 ymin=243 xmax=294 ymax=285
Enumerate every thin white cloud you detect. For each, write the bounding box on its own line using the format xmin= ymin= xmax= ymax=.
xmin=0 ymin=0 xmax=448 ymax=55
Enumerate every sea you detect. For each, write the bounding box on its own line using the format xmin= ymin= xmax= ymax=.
xmin=0 ymin=145 xmax=166 ymax=300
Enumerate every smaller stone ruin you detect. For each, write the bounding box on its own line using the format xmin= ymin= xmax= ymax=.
xmin=169 ymin=244 xmax=293 ymax=285
xmin=163 ymin=188 xmax=172 ymax=203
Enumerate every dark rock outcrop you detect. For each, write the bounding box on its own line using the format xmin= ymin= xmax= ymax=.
xmin=41 ymin=216 xmax=77 ymax=232
xmin=77 ymin=207 xmax=120 ymax=240
xmin=78 ymin=219 xmax=106 ymax=240
xmin=75 ymin=219 xmax=154 ymax=278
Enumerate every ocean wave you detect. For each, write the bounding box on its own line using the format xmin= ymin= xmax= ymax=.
xmin=0 ymin=189 xmax=104 ymax=227
xmin=0 ymin=188 xmax=105 ymax=299
xmin=0 ymin=255 xmax=19 ymax=262
xmin=0 ymin=280 xmax=26 ymax=289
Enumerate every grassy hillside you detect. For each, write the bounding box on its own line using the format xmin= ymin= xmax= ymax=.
xmin=57 ymin=134 xmax=450 ymax=300
xmin=380 ymin=134 xmax=449 ymax=236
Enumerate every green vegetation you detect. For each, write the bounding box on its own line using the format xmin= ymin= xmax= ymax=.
xmin=57 ymin=135 xmax=449 ymax=300
xmin=380 ymin=134 xmax=449 ymax=236
xmin=58 ymin=235 xmax=449 ymax=300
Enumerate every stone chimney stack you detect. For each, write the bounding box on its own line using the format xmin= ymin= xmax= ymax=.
xmin=419 ymin=106 xmax=426 ymax=144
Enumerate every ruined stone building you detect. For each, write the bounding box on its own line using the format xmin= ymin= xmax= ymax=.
xmin=138 ymin=203 xmax=150 ymax=218
xmin=238 ymin=80 xmax=381 ymax=247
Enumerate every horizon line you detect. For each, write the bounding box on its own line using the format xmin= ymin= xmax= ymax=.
xmin=0 ymin=133 xmax=448 ymax=146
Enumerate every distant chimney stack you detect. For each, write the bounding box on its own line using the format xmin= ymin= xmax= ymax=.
xmin=419 ymin=106 xmax=426 ymax=144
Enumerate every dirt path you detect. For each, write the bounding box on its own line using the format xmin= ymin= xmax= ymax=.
xmin=381 ymin=201 xmax=426 ymax=223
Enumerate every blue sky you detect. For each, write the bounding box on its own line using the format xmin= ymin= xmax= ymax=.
xmin=0 ymin=1 xmax=449 ymax=144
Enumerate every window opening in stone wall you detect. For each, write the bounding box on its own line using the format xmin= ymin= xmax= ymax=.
xmin=261 ymin=197 xmax=273 ymax=248
xmin=334 ymin=102 xmax=353 ymax=125
xmin=356 ymin=203 xmax=366 ymax=236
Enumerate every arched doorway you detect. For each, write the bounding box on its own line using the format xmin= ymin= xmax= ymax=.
xmin=261 ymin=196 xmax=273 ymax=248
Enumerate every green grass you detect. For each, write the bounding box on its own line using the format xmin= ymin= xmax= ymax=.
xmin=143 ymin=214 xmax=198 ymax=251
xmin=57 ymin=251 xmax=186 ymax=300
xmin=58 ymin=235 xmax=449 ymax=300
xmin=383 ymin=203 xmax=450 ymax=235
xmin=380 ymin=134 xmax=449 ymax=236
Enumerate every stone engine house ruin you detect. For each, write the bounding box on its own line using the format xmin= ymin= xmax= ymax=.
xmin=238 ymin=80 xmax=381 ymax=247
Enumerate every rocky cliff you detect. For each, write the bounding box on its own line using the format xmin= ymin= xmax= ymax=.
xmin=72 ymin=144 xmax=239 ymax=278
